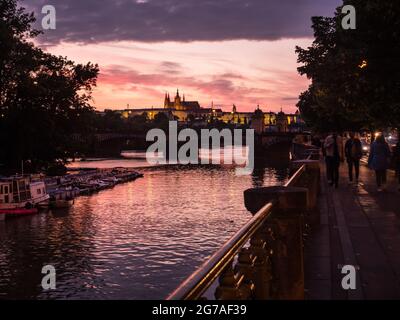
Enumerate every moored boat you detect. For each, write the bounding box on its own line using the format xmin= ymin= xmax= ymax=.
xmin=89 ymin=179 xmax=112 ymax=190
xmin=0 ymin=175 xmax=50 ymax=219
xmin=0 ymin=208 xmax=38 ymax=216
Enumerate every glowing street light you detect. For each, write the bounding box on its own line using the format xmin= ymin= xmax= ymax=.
xmin=359 ymin=60 xmax=368 ymax=69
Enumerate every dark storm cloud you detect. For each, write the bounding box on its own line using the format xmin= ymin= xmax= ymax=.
xmin=282 ymin=97 xmax=299 ymax=101
xmin=25 ymin=0 xmax=341 ymax=45
xmin=158 ymin=61 xmax=183 ymax=73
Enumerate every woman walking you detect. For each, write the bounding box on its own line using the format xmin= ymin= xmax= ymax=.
xmin=368 ymin=134 xmax=391 ymax=192
xmin=393 ymin=140 xmax=400 ymax=191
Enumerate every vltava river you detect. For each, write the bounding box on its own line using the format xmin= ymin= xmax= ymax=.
xmin=0 ymin=157 xmax=289 ymax=299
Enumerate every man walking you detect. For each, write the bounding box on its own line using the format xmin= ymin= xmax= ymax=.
xmin=345 ymin=132 xmax=363 ymax=184
xmin=368 ymin=134 xmax=391 ymax=192
xmin=324 ymin=132 xmax=344 ymax=188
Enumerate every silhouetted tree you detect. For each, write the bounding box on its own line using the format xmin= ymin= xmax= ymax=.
xmin=0 ymin=0 xmax=99 ymax=172
xmin=296 ymin=0 xmax=400 ymax=132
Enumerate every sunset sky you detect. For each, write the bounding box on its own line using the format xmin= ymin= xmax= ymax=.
xmin=26 ymin=0 xmax=341 ymax=113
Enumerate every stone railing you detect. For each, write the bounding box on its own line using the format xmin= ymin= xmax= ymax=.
xmin=292 ymin=142 xmax=320 ymax=161
xmin=167 ymin=147 xmax=321 ymax=300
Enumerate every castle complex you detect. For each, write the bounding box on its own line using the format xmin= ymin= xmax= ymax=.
xmin=164 ymin=90 xmax=200 ymax=111
xmin=112 ymin=90 xmax=304 ymax=133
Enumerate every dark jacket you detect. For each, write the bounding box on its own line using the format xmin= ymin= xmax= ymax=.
xmin=345 ymin=138 xmax=363 ymax=161
xmin=393 ymin=143 xmax=400 ymax=167
xmin=368 ymin=141 xmax=391 ymax=170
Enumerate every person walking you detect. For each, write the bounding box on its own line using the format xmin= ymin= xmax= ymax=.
xmin=393 ymin=140 xmax=400 ymax=191
xmin=324 ymin=132 xmax=343 ymax=188
xmin=368 ymin=134 xmax=391 ymax=192
xmin=345 ymin=132 xmax=363 ymax=184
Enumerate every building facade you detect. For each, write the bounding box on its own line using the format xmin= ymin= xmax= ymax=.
xmin=111 ymin=90 xmax=304 ymax=132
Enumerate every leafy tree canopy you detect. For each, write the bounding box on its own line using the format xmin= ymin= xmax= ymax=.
xmin=0 ymin=0 xmax=99 ymax=172
xmin=296 ymin=0 xmax=400 ymax=133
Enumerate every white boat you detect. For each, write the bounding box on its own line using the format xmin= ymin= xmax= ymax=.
xmin=121 ymin=150 xmax=164 ymax=161
xmin=89 ymin=179 xmax=111 ymax=190
xmin=102 ymin=176 xmax=120 ymax=185
xmin=0 ymin=176 xmax=50 ymax=211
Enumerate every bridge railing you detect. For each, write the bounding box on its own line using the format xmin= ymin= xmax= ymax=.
xmin=167 ymin=150 xmax=320 ymax=300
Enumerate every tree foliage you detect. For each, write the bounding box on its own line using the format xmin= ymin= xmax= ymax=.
xmin=0 ymin=0 xmax=99 ymax=172
xmin=296 ymin=0 xmax=400 ymax=132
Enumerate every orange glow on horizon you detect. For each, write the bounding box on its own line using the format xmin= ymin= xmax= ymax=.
xmin=40 ymin=39 xmax=312 ymax=113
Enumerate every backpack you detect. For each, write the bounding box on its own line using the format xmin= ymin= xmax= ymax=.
xmin=349 ymin=139 xmax=362 ymax=160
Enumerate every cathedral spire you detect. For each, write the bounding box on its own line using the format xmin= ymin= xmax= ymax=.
xmin=164 ymin=92 xmax=171 ymax=108
xmin=174 ymin=89 xmax=181 ymax=107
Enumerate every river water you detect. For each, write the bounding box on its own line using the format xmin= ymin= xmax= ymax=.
xmin=0 ymin=153 xmax=290 ymax=299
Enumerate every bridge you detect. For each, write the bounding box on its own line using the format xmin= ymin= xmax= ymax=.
xmin=72 ymin=131 xmax=306 ymax=157
xmin=72 ymin=133 xmax=147 ymax=143
xmin=74 ymin=131 xmax=304 ymax=144
xmin=91 ymin=133 xmax=147 ymax=142
xmin=258 ymin=132 xmax=302 ymax=150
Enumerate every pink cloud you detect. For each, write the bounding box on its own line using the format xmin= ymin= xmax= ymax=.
xmin=42 ymin=39 xmax=312 ymax=113
xmin=96 ymin=65 xmax=306 ymax=112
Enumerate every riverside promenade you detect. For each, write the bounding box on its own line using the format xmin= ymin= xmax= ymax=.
xmin=305 ymin=160 xmax=400 ymax=299
xmin=168 ymin=141 xmax=400 ymax=301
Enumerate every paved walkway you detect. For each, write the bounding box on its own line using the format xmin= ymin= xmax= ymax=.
xmin=305 ymin=160 xmax=400 ymax=300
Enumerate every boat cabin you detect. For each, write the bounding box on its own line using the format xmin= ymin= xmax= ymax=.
xmin=0 ymin=176 xmax=48 ymax=209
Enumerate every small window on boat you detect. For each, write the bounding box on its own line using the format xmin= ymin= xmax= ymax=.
xmin=13 ymin=181 xmax=18 ymax=194
xmin=4 ymin=185 xmax=8 ymax=194
xmin=37 ymin=188 xmax=41 ymax=194
xmin=20 ymin=191 xmax=27 ymax=201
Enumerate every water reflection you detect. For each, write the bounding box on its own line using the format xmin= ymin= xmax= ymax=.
xmin=0 ymin=161 xmax=289 ymax=299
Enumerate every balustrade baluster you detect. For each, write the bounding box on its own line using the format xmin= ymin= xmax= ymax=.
xmin=215 ymin=262 xmax=241 ymax=300
xmin=234 ymin=248 xmax=256 ymax=299
xmin=248 ymin=230 xmax=273 ymax=299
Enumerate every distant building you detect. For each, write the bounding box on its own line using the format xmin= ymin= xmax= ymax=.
xmin=110 ymin=90 xmax=304 ymax=132
xmin=250 ymin=106 xmax=265 ymax=134
xmin=276 ymin=108 xmax=289 ymax=133
xmin=164 ymin=90 xmax=200 ymax=111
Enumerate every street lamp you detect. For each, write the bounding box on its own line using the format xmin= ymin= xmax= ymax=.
xmin=359 ymin=60 xmax=368 ymax=69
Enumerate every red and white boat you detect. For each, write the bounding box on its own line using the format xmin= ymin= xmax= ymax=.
xmin=0 ymin=176 xmax=49 ymax=220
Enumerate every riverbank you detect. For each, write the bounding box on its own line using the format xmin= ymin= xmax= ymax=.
xmin=0 ymin=162 xmax=287 ymax=299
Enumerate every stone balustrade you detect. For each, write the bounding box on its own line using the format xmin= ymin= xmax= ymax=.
xmin=168 ymin=143 xmax=321 ymax=300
